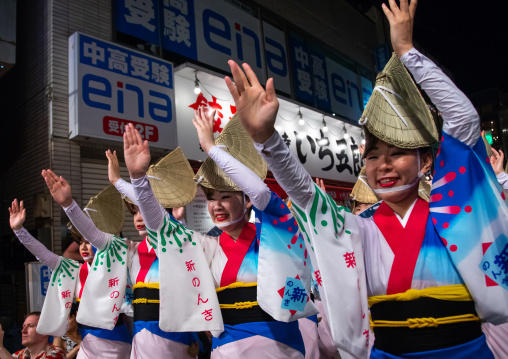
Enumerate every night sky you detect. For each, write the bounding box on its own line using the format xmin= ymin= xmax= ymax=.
xmin=365 ymin=0 xmax=508 ymax=97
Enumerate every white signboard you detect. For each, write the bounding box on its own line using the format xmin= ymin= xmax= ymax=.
xmin=185 ymin=186 xmax=216 ymax=234
xmin=69 ymin=32 xmax=177 ymax=149
xmin=25 ymin=262 xmax=52 ymax=312
xmin=175 ymin=70 xmax=363 ymax=183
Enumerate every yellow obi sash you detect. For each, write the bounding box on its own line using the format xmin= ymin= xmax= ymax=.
xmin=368 ymin=284 xmax=479 ymax=329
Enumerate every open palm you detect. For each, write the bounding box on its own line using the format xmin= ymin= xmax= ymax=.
xmin=9 ymin=199 xmax=26 ymax=231
xmin=123 ymin=123 xmax=151 ymax=179
xmin=41 ymin=169 xmax=73 ymax=207
xmin=226 ymin=61 xmax=279 ymax=144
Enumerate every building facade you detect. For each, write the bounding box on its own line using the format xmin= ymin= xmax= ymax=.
xmin=0 ymin=0 xmax=385 ymax=329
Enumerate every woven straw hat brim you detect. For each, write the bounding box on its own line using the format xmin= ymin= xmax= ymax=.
xmin=482 ymin=132 xmax=493 ymax=157
xmin=350 ymin=167 xmax=379 ymax=204
xmin=195 ymin=114 xmax=267 ymax=192
xmin=67 ymin=221 xmax=83 ymax=241
xmin=84 ymin=185 xmax=125 ymax=236
xmin=360 ymin=53 xmax=438 ymax=151
xmin=418 ymin=179 xmax=431 ymax=201
xmin=147 ymin=147 xmax=197 ymax=208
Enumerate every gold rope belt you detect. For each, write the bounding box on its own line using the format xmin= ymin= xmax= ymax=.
xmin=370 ymin=313 xmax=480 ymax=329
xmin=132 ymin=298 xmax=160 ymax=304
xmin=219 ymin=301 xmax=259 ymax=309
xmin=216 ymin=281 xmax=257 ymax=292
xmin=368 ymin=284 xmax=473 ymax=307
xmin=133 ymin=282 xmax=160 ymax=290
xmin=368 ymin=284 xmax=478 ymax=330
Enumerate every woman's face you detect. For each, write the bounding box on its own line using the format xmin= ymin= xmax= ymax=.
xmin=365 ymin=140 xmax=431 ymax=205
xmin=79 ymin=239 xmax=94 ymax=263
xmin=207 ymin=190 xmax=250 ymax=231
xmin=132 ymin=205 xmax=147 ymax=237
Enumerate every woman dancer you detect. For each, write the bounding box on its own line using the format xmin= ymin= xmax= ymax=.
xmin=123 ymin=112 xmax=315 ymax=358
xmin=8 ymin=199 xmax=132 ymax=358
xmin=42 ymin=149 xmax=199 ymax=359
xmin=222 ymin=1 xmax=508 ymax=357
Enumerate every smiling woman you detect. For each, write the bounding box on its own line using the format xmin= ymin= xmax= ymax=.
xmin=364 ymin=142 xmax=432 ymax=218
xmin=122 ymin=108 xmax=317 ymax=358
xmin=221 ymin=0 xmax=508 ymax=357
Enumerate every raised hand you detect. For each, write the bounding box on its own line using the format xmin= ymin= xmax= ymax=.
xmin=123 ymin=123 xmax=151 ymax=179
xmin=382 ymin=0 xmax=416 ymax=57
xmin=359 ymin=144 xmax=365 ymax=155
xmin=9 ymin=199 xmax=26 ymax=231
xmin=192 ymin=108 xmax=216 ymax=153
xmin=41 ymin=169 xmax=73 ymax=207
xmin=106 ymin=149 xmax=121 ymax=185
xmin=225 ymin=61 xmax=279 ymax=143
xmin=315 ymin=178 xmax=326 ymax=193
xmin=491 ymin=148 xmax=505 ymax=175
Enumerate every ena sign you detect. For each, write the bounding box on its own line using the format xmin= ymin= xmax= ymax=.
xmin=69 ymin=32 xmax=177 ymax=149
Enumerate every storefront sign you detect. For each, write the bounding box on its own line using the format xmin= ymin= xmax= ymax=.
xmin=115 ymin=0 xmax=292 ymax=95
xmin=69 ymin=32 xmax=177 ymax=149
xmin=175 ymin=69 xmax=363 ymax=183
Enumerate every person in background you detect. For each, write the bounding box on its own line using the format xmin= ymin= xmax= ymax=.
xmin=53 ymin=304 xmax=81 ymax=359
xmin=0 ymin=313 xmax=66 ymax=359
xmin=491 ymin=148 xmax=508 ymax=190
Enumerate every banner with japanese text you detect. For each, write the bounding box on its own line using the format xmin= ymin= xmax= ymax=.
xmin=175 ymin=69 xmax=363 ymax=183
xmin=69 ymin=32 xmax=177 ymax=149
xmin=114 ymin=0 xmax=292 ymax=95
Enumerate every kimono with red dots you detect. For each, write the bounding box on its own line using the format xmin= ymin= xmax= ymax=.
xmin=253 ymin=48 xmax=508 ymax=359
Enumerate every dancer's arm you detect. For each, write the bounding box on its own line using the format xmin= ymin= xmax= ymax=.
xmin=41 ymin=169 xmax=110 ymax=250
xmin=224 ymin=60 xmax=315 ymax=209
xmin=107 ymin=149 xmax=138 ymax=204
xmin=122 ymin=123 xmax=172 ymax=232
xmin=9 ymin=199 xmax=60 ymax=270
xmin=124 ymin=124 xmax=219 ymax=260
xmin=383 ymin=0 xmax=480 ymax=146
xmin=192 ymin=108 xmax=271 ymax=210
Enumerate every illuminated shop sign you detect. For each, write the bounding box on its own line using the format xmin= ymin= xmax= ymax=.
xmin=69 ymin=32 xmax=177 ymax=149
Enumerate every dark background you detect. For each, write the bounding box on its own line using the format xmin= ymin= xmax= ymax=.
xmin=354 ymin=0 xmax=508 ymax=96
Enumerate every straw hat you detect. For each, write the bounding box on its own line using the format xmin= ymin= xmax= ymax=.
xmin=481 ymin=131 xmax=493 ymax=157
xmin=145 ymin=147 xmax=197 ymax=208
xmin=123 ymin=148 xmax=196 ymax=208
xmin=418 ymin=178 xmax=431 ymax=201
xmin=83 ymin=185 xmax=125 ymax=236
xmin=350 ymin=167 xmax=379 ymax=204
xmin=194 ymin=114 xmax=267 ymax=192
xmin=67 ymin=221 xmax=83 ymax=242
xmin=360 ymin=53 xmax=439 ymax=154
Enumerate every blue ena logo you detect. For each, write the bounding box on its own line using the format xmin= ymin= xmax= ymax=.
xmin=331 ymin=72 xmax=363 ymax=112
xmin=82 ymin=74 xmax=172 ymax=123
xmin=202 ymin=8 xmax=287 ymax=77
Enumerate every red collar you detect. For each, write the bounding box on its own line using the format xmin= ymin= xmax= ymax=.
xmin=219 ymin=223 xmax=257 ymax=287
xmin=374 ymin=198 xmax=429 ymax=294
